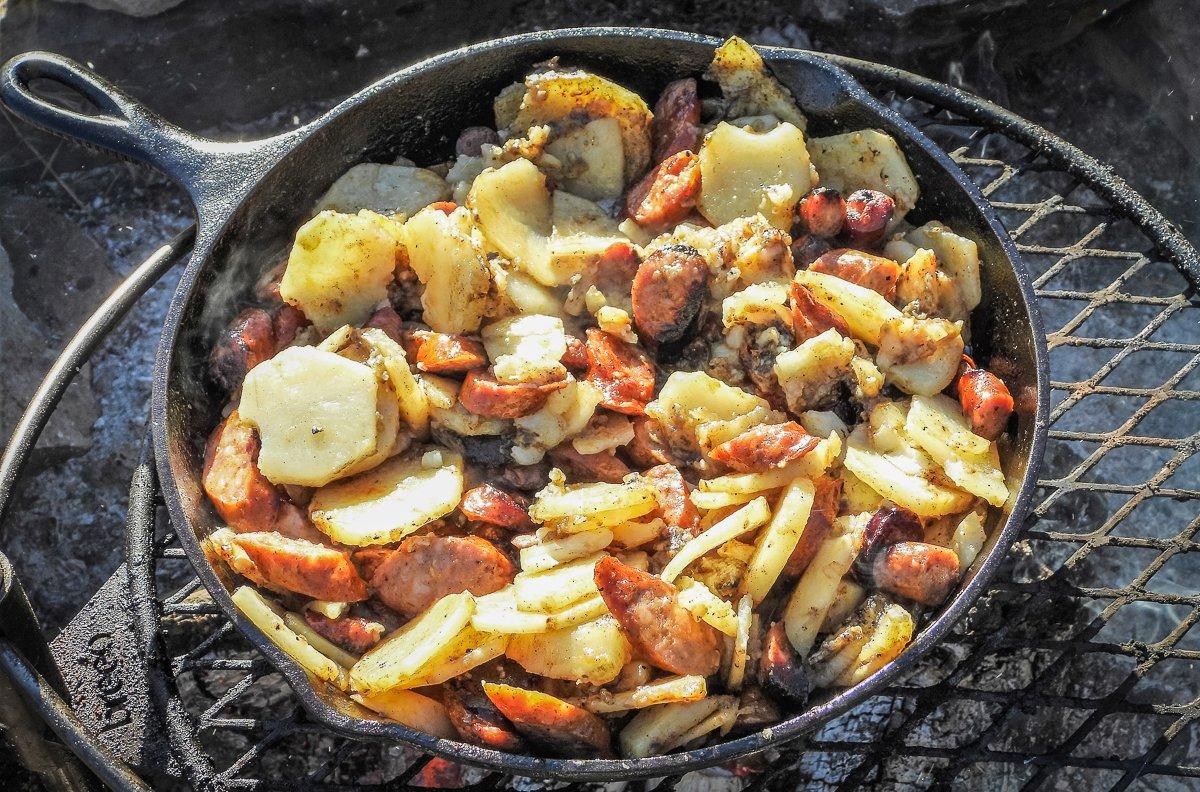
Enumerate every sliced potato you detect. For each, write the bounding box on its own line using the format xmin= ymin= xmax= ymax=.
xmin=544 ymin=117 xmax=625 ymax=200
xmin=506 ymin=615 xmax=631 ymax=685
xmin=792 ymin=269 xmax=902 ymax=346
xmin=843 ymin=426 xmax=973 ymax=519
xmin=773 ymin=328 xmax=856 ymax=415
xmin=360 ymin=328 xmax=430 ymax=437
xmin=618 ymin=698 xmax=725 ymax=759
xmin=697 ymin=433 xmax=841 ymax=496
xmin=820 ymin=578 xmax=867 ymax=633
xmin=834 ymin=602 xmax=914 ymax=686
xmin=349 ymin=591 xmax=473 ymax=693
xmin=513 ymin=553 xmax=605 ymax=612
xmin=403 ymin=205 xmax=492 ymax=333
xmin=706 ymin=36 xmax=806 ymax=130
xmin=529 ymin=478 xmax=657 ymax=530
xmin=953 ymin=507 xmax=989 ymax=570
xmin=697 ymin=121 xmax=812 ymax=230
xmin=782 ymin=529 xmax=863 ymax=656
xmin=399 ymin=626 xmax=509 ymax=689
xmin=905 ymin=394 xmax=1009 ymax=506
xmin=490 ymin=261 xmax=566 ymax=318
xmin=482 ymin=314 xmax=567 ymax=385
xmin=309 ymin=450 xmax=464 ymax=546
xmin=315 ymin=163 xmax=450 ymax=217
xmin=232 ymin=586 xmax=346 ymax=688
xmin=660 ymin=497 xmax=771 ymax=583
xmin=808 ymin=129 xmax=920 ymax=217
xmin=512 ymin=69 xmax=652 ymax=184
xmin=353 ymin=687 xmax=457 ymax=739
xmin=512 ymin=378 xmax=604 ymax=465
xmin=609 ymin=518 xmax=664 ymax=549
xmin=876 ymin=316 xmax=965 ymax=396
xmin=646 ymin=371 xmax=779 ymax=456
xmin=519 ymin=530 xmax=615 ymax=574
xmin=468 ymin=157 xmax=555 ymax=284
xmin=676 ymin=577 xmax=739 ymax=636
xmin=577 ymin=675 xmax=707 ymax=714
xmin=721 ymin=281 xmax=791 ymax=329
xmin=726 ymin=595 xmax=754 ymax=690
xmin=282 ymin=612 xmax=360 ymax=669
xmin=906 ymin=221 xmax=982 ymax=311
xmin=744 ymin=478 xmax=816 ymax=604
xmin=239 ymin=346 xmax=380 ymax=487
xmin=280 ymin=209 xmax=402 ymax=332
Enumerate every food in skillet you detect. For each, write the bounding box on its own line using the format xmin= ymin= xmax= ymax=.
xmin=201 ymin=37 xmax=1016 ymax=760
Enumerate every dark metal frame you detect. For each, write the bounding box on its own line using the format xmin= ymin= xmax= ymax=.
xmin=0 ymin=32 xmax=1195 ymax=792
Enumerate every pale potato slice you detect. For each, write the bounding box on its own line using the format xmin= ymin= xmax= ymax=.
xmin=282 ymin=612 xmax=361 ymax=669
xmin=576 ymin=675 xmax=707 ymax=714
xmin=905 ymin=395 xmax=1009 ymax=506
xmin=472 ymin=588 xmax=609 ymax=635
xmin=792 ymin=269 xmax=903 ymax=346
xmin=660 ymin=497 xmax=771 ymax=583
xmin=782 ymin=527 xmax=863 ymax=656
xmin=281 ymin=209 xmax=402 ymax=332
xmin=609 ymin=518 xmax=664 ymax=549
xmin=773 ymin=328 xmax=856 ymax=415
xmin=698 ymin=121 xmax=812 ymax=230
xmin=481 ymin=314 xmax=567 ymax=385
xmin=697 ymin=433 xmax=841 ymax=495
xmin=468 ymin=159 xmax=556 ymax=285
xmin=232 ymin=586 xmax=346 ymax=689
xmin=721 ymin=281 xmax=791 ymax=328
xmin=512 ymin=378 xmax=604 ymax=465
xmin=547 ymin=190 xmax=627 ymax=285
xmin=359 ymin=328 xmax=430 ymax=438
xmin=315 ymin=163 xmax=450 ymax=217
xmin=529 ymin=478 xmax=657 ymax=530
xmin=349 ymin=592 xmax=473 ymax=693
xmin=905 ymin=221 xmax=982 ymax=311
xmin=843 ymin=426 xmax=974 ymax=519
xmin=834 ymin=602 xmax=914 ymax=686
xmin=820 ymin=578 xmax=867 ymax=634
xmin=876 ymin=315 xmax=965 ymax=396
xmin=506 ymin=615 xmax=631 ymax=685
xmin=706 ymin=36 xmax=806 ymax=130
xmin=619 ymin=698 xmax=725 ymax=759
xmin=545 ymin=117 xmax=625 ymax=200
xmin=953 ymin=507 xmax=989 ymax=569
xmin=353 ymin=688 xmax=457 ymax=739
xmin=744 ymin=478 xmax=816 ymax=604
xmin=398 ymin=626 xmax=508 ymax=689
xmin=663 ymin=698 xmax=739 ymax=751
xmin=489 ymin=261 xmax=567 ymax=318
xmin=676 ymin=577 xmax=739 ymax=636
xmin=403 ymin=205 xmax=492 ymax=333
xmin=513 ymin=553 xmax=606 ymax=612
xmin=808 ymin=129 xmax=920 ymax=217
xmin=726 ymin=595 xmax=754 ymax=690
xmin=308 ymin=450 xmax=463 ymax=546
xmin=512 ymin=69 xmax=652 ymax=184
xmin=239 ymin=346 xmax=380 ymax=487
xmin=519 ymin=530 xmax=615 ymax=574
xmin=690 ymin=488 xmax=763 ymax=511
xmin=645 ymin=371 xmax=780 ymax=457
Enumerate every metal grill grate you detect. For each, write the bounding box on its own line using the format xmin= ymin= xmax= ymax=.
xmin=1 ymin=57 xmax=1192 ymax=792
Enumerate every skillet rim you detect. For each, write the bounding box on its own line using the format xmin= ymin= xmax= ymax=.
xmin=152 ymin=26 xmax=1050 ymax=781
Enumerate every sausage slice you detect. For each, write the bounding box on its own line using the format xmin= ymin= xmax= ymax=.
xmin=459 ymin=484 xmax=533 ymax=529
xmin=303 ymin=611 xmax=384 ymax=654
xmin=202 ymin=411 xmax=280 ymax=533
xmin=229 ymin=532 xmax=367 ymax=602
xmin=957 ymin=366 xmax=1014 ymax=441
xmin=481 ymin=683 xmax=613 ymax=758
xmin=583 ymin=329 xmax=656 ymax=415
xmin=371 ymin=534 xmax=515 ymax=617
xmin=790 ymin=281 xmax=851 ymax=343
xmin=459 ymin=370 xmax=567 ymax=419
xmin=871 ymin=542 xmax=961 ymax=606
xmin=709 ymin=422 xmax=821 ymax=472
xmin=209 ymin=308 xmax=275 ymax=392
xmin=810 ymin=249 xmax=901 ymax=302
xmin=443 ymin=686 xmax=527 ymax=751
xmin=624 ymin=151 xmax=701 ymax=233
xmin=631 ymin=244 xmax=709 ymax=345
xmin=651 ymin=77 xmax=702 ymax=163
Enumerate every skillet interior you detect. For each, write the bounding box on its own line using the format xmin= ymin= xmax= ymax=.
xmin=154 ymin=28 xmax=1046 ymax=780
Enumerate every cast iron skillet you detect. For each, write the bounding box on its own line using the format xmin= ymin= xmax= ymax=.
xmin=1 ymin=28 xmax=1048 ymax=780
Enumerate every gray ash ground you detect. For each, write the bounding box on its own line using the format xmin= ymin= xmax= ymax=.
xmin=0 ymin=0 xmax=1197 ymax=789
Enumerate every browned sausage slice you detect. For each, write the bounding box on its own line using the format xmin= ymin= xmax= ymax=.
xmin=209 ymin=308 xmax=275 ymax=392
xmin=271 ymin=502 xmax=331 ymax=546
xmin=709 ymin=422 xmax=821 ymax=472
xmin=790 ymin=281 xmax=851 ymax=343
xmin=202 ymin=411 xmax=280 ymax=533
xmin=810 ymin=248 xmax=901 ymax=302
xmin=842 ymin=189 xmax=895 ymax=247
xmin=481 ymin=683 xmax=614 ymax=758
xmin=303 ymin=611 xmax=384 ymax=654
xmin=593 ymin=556 xmax=721 ymax=676
xmin=871 ymin=541 xmax=961 ymax=606
xmin=624 ymin=151 xmax=701 ymax=233
xmin=443 ymin=686 xmax=527 ymax=752
xmin=651 ymin=77 xmax=702 ymax=163
xmin=957 ymin=367 xmax=1014 ymax=441
xmin=459 ymin=370 xmax=567 ymax=419
xmin=229 ymin=532 xmax=368 ymax=601
xmin=796 ymin=188 xmax=845 ymax=239
xmin=631 ymin=244 xmax=709 ymax=345
xmin=758 ymin=621 xmax=811 ymax=702
xmin=643 ymin=464 xmax=700 ymax=548
xmin=413 ymin=332 xmax=488 ymax=374
xmin=783 ymin=476 xmax=842 ymax=578
xmin=371 ymin=534 xmax=515 ymax=617
xmin=584 ymin=329 xmax=656 ymax=415
xmin=459 ymin=484 xmax=533 ymax=529
xmin=272 ymin=304 xmax=308 ymax=350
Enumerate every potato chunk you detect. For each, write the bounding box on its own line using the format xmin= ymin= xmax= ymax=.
xmin=705 ymin=36 xmax=806 ymax=130
xmin=403 ymin=205 xmax=492 ymax=333
xmin=698 ymin=121 xmax=812 ymax=229
xmin=239 ymin=346 xmax=380 ymax=487
xmin=281 ymin=210 xmax=402 ymax=332
xmin=468 ymin=159 xmax=558 ymax=285
xmin=645 ymin=371 xmax=779 ymax=456
xmin=905 ymin=221 xmax=982 ymax=312
xmin=315 ymin=163 xmax=450 ymax=217
xmin=482 ymin=314 xmax=568 ymax=385
xmin=506 ymin=616 xmax=631 ymax=685
xmin=349 ymin=591 xmax=473 ymax=693
xmin=308 ymin=450 xmax=464 ymax=546
xmin=808 ymin=130 xmax=920 ymax=217
xmin=544 ymin=117 xmax=625 ymax=200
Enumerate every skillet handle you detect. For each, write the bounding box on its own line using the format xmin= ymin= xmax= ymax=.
xmin=1 ymin=51 xmax=292 ymax=228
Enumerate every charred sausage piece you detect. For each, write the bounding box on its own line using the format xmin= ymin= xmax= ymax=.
xmin=443 ymin=686 xmax=527 ymax=751
xmin=459 ymin=484 xmax=533 ymax=529
xmin=363 ymin=305 xmax=407 ymax=345
xmin=651 ymin=77 xmax=702 ymax=163
xmin=790 ymin=281 xmax=851 ymax=343
xmin=202 ymin=411 xmax=280 ymax=533
xmin=414 ymin=333 xmax=488 ymax=374
xmin=852 ymin=505 xmax=924 ymax=582
xmin=644 ymin=464 xmax=701 ymax=548
xmin=483 ymin=461 xmax=552 ymax=493
xmin=593 ymin=556 xmax=721 ymax=676
xmin=208 ymin=308 xmax=275 ymax=392
xmin=271 ymin=501 xmax=331 ymax=546
xmin=783 ymin=476 xmax=842 ymax=577
xmin=303 ymin=611 xmax=384 ymax=655
xmin=810 ymin=248 xmax=902 ymax=302
xmin=229 ymin=532 xmax=367 ymax=601
xmin=561 ymin=334 xmax=589 ymax=372
xmin=872 ymin=541 xmax=961 ymax=605
xmin=455 ymin=126 xmax=501 ymax=157
xmin=792 ymin=234 xmax=833 ymax=267
xmin=459 ymin=370 xmax=568 ymax=419
xmin=481 ymin=682 xmax=614 ymax=758
xmin=957 ymin=367 xmax=1015 ymax=441
xmin=631 ymin=244 xmax=709 ymax=345
xmin=709 ymin=422 xmax=821 ymax=472
xmin=796 ymin=188 xmax=845 ymax=238
xmin=624 ymin=151 xmax=702 ymax=232
xmin=759 ymin=621 xmax=812 ymax=703
xmin=272 ymin=304 xmax=308 ymax=350
xmin=371 ymin=535 xmax=515 ymax=617
xmin=584 ymin=329 xmax=656 ymax=415
xmin=842 ymin=189 xmax=895 ymax=247
xmin=548 ymin=445 xmax=631 ymax=484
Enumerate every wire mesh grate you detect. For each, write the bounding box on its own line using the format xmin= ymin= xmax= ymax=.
xmin=133 ymin=78 xmax=1200 ymax=792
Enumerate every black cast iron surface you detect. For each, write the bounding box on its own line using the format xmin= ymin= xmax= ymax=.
xmin=0 ymin=42 xmax=1198 ymax=792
